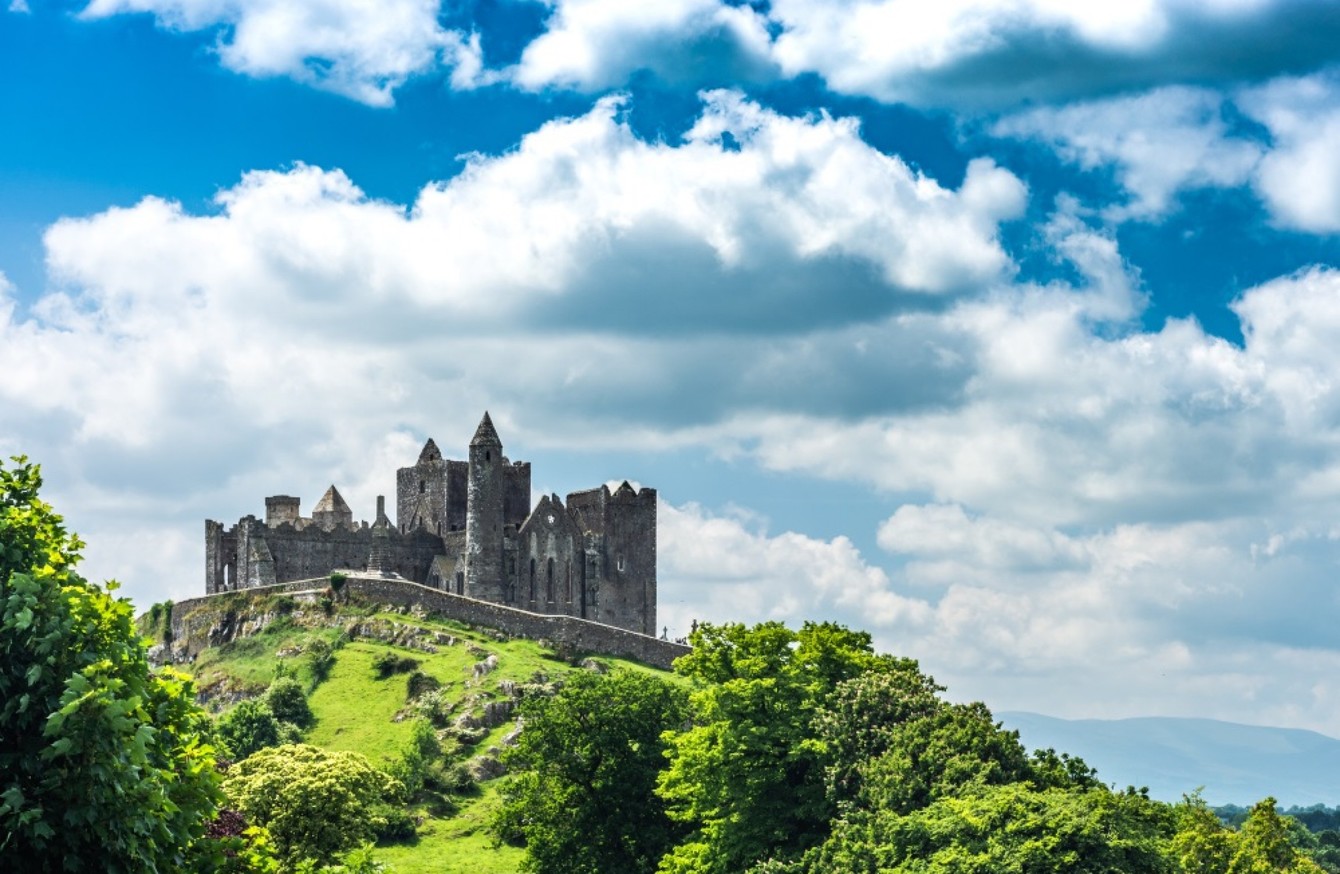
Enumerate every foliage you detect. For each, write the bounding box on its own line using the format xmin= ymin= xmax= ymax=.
xmin=218 ymin=697 xmax=302 ymax=760
xmin=221 ymin=743 xmax=403 ymax=867
xmin=305 ymin=636 xmax=337 ymax=688
xmin=186 ymin=809 xmax=283 ymax=874
xmin=656 ymin=621 xmax=884 ymax=873
xmin=0 ymin=456 xmax=222 ymax=872
xmin=805 ymin=783 xmax=1177 ymax=873
xmin=373 ymin=650 xmax=421 ymax=679
xmin=1229 ymin=798 xmax=1328 ymax=874
xmin=387 ymin=718 xmax=442 ymax=800
xmin=406 ymin=669 xmax=441 ymax=701
xmin=266 ymin=676 xmax=316 ymax=729
xmin=494 ymin=669 xmax=689 ymax=874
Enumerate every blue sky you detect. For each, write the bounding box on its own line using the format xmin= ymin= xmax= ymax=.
xmin=4 ymin=0 xmax=1340 ymax=733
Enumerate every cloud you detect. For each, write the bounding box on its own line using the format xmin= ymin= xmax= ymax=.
xmin=492 ymin=0 xmax=1340 ymax=109
xmin=75 ymin=0 xmax=1340 ymax=109
xmin=989 ymin=73 xmax=1340 ymax=233
xmin=992 ymin=86 xmax=1262 ymax=220
xmin=769 ymin=0 xmax=1340 ymax=109
xmin=662 ymin=496 xmax=1340 ymax=733
xmin=8 ymin=0 xmax=30 ymax=13
xmin=42 ymin=91 xmax=1023 ymax=328
xmin=510 ymin=0 xmax=776 ymax=91
xmin=659 ymin=500 xmax=932 ymax=637
xmin=1240 ymin=72 xmax=1340 ymax=233
xmin=78 ymin=0 xmax=474 ymax=105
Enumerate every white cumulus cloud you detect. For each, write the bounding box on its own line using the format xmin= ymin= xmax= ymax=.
xmin=1240 ymin=73 xmax=1340 ymax=233
xmin=992 ymin=87 xmax=1263 ymax=220
xmin=79 ymin=0 xmax=472 ymax=105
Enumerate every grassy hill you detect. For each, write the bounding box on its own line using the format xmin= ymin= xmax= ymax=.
xmin=145 ymin=589 xmax=672 ymax=872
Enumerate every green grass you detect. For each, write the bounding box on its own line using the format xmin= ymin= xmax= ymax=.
xmin=372 ymin=785 xmax=523 ymax=874
xmin=176 ymin=595 xmax=674 ymax=872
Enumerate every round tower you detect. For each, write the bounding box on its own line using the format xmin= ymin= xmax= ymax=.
xmin=464 ymin=412 xmax=506 ymax=601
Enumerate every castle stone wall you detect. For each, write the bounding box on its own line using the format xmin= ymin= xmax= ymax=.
xmin=169 ymin=575 xmax=689 ymax=670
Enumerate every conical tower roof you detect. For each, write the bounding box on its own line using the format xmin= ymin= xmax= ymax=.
xmin=313 ymin=485 xmax=351 ymax=514
xmin=418 ymin=438 xmax=442 ymax=463
xmin=471 ymin=411 xmax=502 ymax=447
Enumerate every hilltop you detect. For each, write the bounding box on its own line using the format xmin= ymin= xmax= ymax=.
xmin=143 ymin=584 xmax=674 ymax=873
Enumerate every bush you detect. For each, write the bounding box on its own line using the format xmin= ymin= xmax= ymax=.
xmin=265 ymin=677 xmax=315 ymax=729
xmin=221 ymin=744 xmax=402 ymax=867
xmin=372 ymin=650 xmax=420 ymax=679
xmin=406 ymin=669 xmax=441 ymax=701
xmin=217 ymin=698 xmax=300 ymax=761
xmin=306 ymin=638 xmax=336 ymax=688
xmin=432 ymin=761 xmax=478 ymax=796
xmin=408 ymin=688 xmax=455 ymax=727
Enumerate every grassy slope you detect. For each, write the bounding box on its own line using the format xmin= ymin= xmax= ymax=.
xmin=176 ymin=597 xmax=671 ymax=872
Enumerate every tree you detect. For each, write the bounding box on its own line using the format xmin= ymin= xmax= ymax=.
xmin=1229 ymin=798 xmax=1328 ymax=874
xmin=265 ymin=677 xmax=315 ymax=729
xmin=811 ymin=664 xmax=944 ymax=809
xmin=220 ymin=743 xmax=402 ymax=867
xmin=217 ymin=698 xmax=301 ymax=761
xmin=854 ymin=700 xmax=1035 ymax=816
xmin=0 ymin=456 xmax=222 ymax=871
xmin=656 ymin=621 xmax=883 ymax=874
xmin=494 ymin=668 xmax=689 ymax=874
xmin=1174 ymin=794 xmax=1237 ymax=874
xmin=807 ymin=783 xmax=1177 ymax=874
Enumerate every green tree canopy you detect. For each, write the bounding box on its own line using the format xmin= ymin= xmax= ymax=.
xmin=656 ymin=621 xmax=889 ymax=874
xmin=494 ymin=668 xmax=689 ymax=874
xmin=0 ymin=456 xmax=222 ymax=871
xmin=807 ymin=783 xmax=1177 ymax=874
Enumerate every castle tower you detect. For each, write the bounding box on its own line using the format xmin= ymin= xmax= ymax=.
xmin=265 ymin=495 xmax=301 ymax=527
xmin=464 ymin=412 xmax=506 ymax=602
xmin=312 ymin=485 xmax=353 ymax=531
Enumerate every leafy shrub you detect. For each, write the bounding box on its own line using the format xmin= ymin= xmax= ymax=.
xmin=217 ymin=699 xmax=301 ymax=761
xmin=265 ymin=677 xmax=314 ymax=729
xmin=406 ymin=669 xmax=441 ymax=701
xmin=369 ymin=802 xmax=417 ymax=842
xmin=306 ymin=638 xmax=336 ymax=688
xmin=408 ymin=688 xmax=455 ymax=727
xmin=372 ymin=650 xmax=420 ymax=679
xmin=431 ymin=761 xmax=478 ymax=796
xmin=220 ymin=744 xmax=402 ymax=867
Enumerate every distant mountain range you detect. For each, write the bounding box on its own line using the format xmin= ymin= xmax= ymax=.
xmin=998 ymin=712 xmax=1340 ymax=807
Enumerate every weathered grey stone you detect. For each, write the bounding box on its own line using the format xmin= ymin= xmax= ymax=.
xmin=205 ymin=412 xmax=659 ymax=637
xmin=170 ymin=575 xmax=691 ymax=670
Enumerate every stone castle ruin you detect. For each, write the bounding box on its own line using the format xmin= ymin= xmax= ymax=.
xmin=206 ymin=413 xmax=657 ymax=635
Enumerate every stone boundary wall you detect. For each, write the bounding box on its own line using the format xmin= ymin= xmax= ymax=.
xmin=169 ymin=573 xmax=691 ymax=670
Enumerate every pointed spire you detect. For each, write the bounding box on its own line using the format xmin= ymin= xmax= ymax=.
xmin=313 ymin=485 xmax=351 ymax=513
xmin=418 ymin=438 xmax=442 ymax=464
xmin=471 ymin=411 xmax=502 ymax=447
